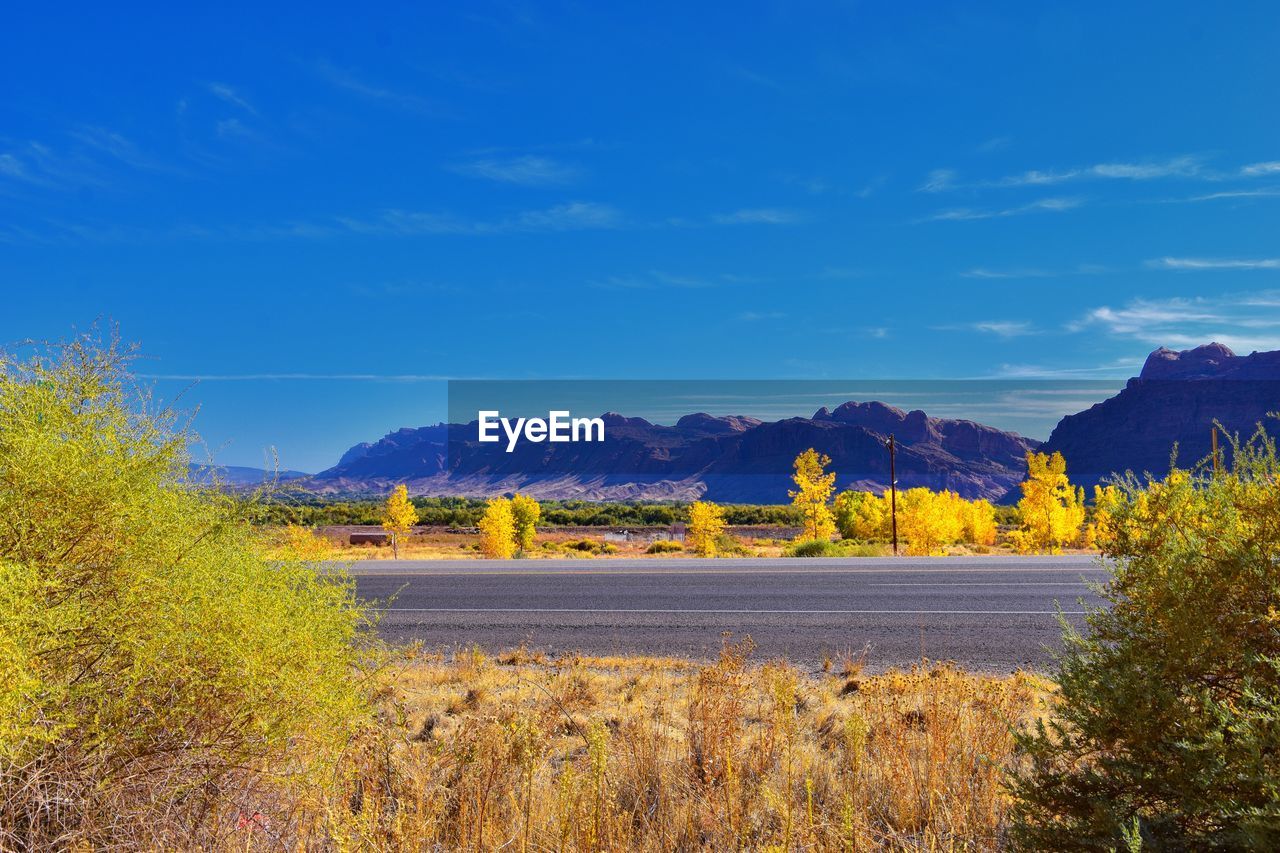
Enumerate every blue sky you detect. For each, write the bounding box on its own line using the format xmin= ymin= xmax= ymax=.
xmin=3 ymin=2 xmax=1279 ymax=472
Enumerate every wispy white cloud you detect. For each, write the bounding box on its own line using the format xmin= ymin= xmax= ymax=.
xmin=313 ymin=60 xmax=445 ymax=115
xmin=1179 ymin=187 xmax=1280 ymax=202
xmin=988 ymin=360 xmax=1141 ymax=379
xmin=215 ymin=118 xmax=258 ymax=140
xmin=735 ymin=310 xmax=787 ymax=321
xmin=817 ymin=266 xmax=864 ymax=280
xmin=919 ymin=196 xmax=1083 ymax=222
xmin=0 ymin=129 xmax=176 ymax=193
xmin=339 ymin=201 xmax=622 ymax=236
xmin=710 ymin=208 xmax=800 ymax=225
xmin=207 ymin=82 xmax=257 ymax=114
xmin=995 ymin=155 xmax=1203 ymax=187
xmin=1148 ymin=257 xmax=1280 ymax=271
xmin=18 ymin=201 xmax=623 ymax=245
xmin=918 ymin=168 xmax=957 ymax=192
xmin=449 ymin=154 xmax=578 ymax=186
xmin=1241 ymin=161 xmax=1280 ymax=177
xmin=961 ymin=263 xmax=1107 ymax=279
xmin=925 ymin=155 xmax=1207 ymax=195
xmin=0 ymin=153 xmax=31 ymax=181
xmin=724 ymin=64 xmax=785 ymax=92
xmin=0 ymin=140 xmax=109 ymax=190
xmin=968 ymin=320 xmax=1036 ymax=337
xmin=69 ymin=127 xmax=173 ymax=173
xmin=935 ymin=320 xmax=1037 ymax=337
xmin=855 ymin=176 xmax=886 ymax=198
xmin=1070 ymin=291 xmax=1280 ymax=353
xmin=589 ymin=270 xmax=734 ymax=290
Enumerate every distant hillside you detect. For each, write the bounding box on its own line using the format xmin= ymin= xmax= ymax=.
xmin=188 ymin=464 xmax=310 ymax=486
xmin=1042 ymin=342 xmax=1280 ymax=488
xmin=307 ymin=402 xmax=1040 ymax=502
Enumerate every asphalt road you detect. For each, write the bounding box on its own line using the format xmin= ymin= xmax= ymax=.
xmin=348 ymin=555 xmax=1108 ymax=672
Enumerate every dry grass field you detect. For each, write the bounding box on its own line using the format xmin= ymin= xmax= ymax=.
xmin=316 ymin=640 xmax=1053 ymax=850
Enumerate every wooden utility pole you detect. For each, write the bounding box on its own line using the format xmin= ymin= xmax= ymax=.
xmin=887 ymin=434 xmax=899 ymax=556
xmin=1211 ymin=427 xmax=1221 ymax=476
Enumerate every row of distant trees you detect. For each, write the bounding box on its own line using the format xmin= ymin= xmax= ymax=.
xmin=785 ymin=446 xmax=1100 ymax=555
xmin=371 ymin=446 xmax=1101 ymax=558
xmin=263 ymin=494 xmax=801 ymax=528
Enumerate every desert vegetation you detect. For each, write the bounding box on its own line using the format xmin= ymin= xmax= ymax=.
xmin=257 ymin=495 xmax=803 ymax=529
xmin=0 ymin=336 xmax=376 ymax=849
xmin=328 ymin=641 xmax=1051 ymax=851
xmin=7 ymin=336 xmax=1280 ymax=849
xmin=1008 ymin=427 xmax=1280 ymax=847
xmin=782 ymin=446 xmax=1090 ymax=557
xmin=263 ymin=445 xmax=1106 ymax=560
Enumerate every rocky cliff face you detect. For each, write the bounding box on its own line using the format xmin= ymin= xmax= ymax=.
xmin=1042 ymin=343 xmax=1280 ymax=487
xmin=309 ymin=405 xmax=1040 ymax=502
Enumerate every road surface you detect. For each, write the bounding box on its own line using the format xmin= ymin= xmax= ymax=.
xmin=347 ymin=555 xmax=1108 ymax=672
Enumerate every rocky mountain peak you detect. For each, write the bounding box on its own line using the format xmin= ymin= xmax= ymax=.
xmin=1140 ymin=342 xmax=1238 ymax=380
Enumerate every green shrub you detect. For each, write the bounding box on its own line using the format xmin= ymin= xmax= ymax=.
xmin=785 ymin=538 xmax=838 ymax=557
xmin=0 ymin=336 xmax=373 ymax=849
xmin=839 ymin=541 xmax=889 ymax=557
xmin=1008 ymin=429 xmax=1280 ymax=849
xmin=646 ymin=539 xmax=684 ymax=554
xmin=783 ymin=538 xmax=887 ymax=558
xmin=599 ymin=542 xmax=618 ymax=555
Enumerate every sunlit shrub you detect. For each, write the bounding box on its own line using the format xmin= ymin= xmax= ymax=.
xmin=1009 ymin=428 xmax=1280 ymax=848
xmin=0 ymin=335 xmax=373 ymax=850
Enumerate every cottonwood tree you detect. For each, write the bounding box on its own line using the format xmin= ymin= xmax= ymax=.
xmin=789 ymin=448 xmax=837 ymax=541
xmin=381 ymin=484 xmax=420 ymax=558
xmin=963 ymin=498 xmax=998 ymax=546
xmin=834 ymin=490 xmax=888 ymax=540
xmin=1010 ymin=451 xmax=1085 ymax=554
xmin=510 ymin=493 xmax=540 ymax=553
xmin=687 ymin=500 xmax=726 ymax=557
xmin=478 ymin=497 xmax=516 ymax=559
xmin=897 ymin=488 xmax=965 ymax=556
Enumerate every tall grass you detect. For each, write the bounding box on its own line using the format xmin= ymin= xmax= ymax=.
xmin=316 ymin=641 xmax=1050 ymax=850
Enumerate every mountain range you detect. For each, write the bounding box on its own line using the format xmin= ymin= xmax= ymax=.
xmin=1040 ymin=342 xmax=1280 ymax=489
xmin=287 ymin=343 xmax=1280 ymax=503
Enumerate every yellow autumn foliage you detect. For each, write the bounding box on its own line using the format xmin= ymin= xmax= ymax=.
xmin=381 ymin=483 xmax=420 ymax=558
xmin=835 ymin=488 xmax=998 ymax=553
xmin=789 ymin=448 xmax=837 ymax=541
xmin=1010 ymin=451 xmax=1085 ymax=554
xmin=687 ymin=500 xmax=727 ymax=556
xmin=510 ymin=493 xmax=541 ymax=552
xmin=478 ymin=496 xmax=517 ymax=558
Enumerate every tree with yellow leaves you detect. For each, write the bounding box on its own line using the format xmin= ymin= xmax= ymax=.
xmin=1082 ymin=484 xmax=1124 ymax=550
xmin=790 ymin=448 xmax=837 ymax=541
xmin=834 ymin=490 xmax=889 ymax=540
xmin=1010 ymin=451 xmax=1085 ymax=554
xmin=510 ymin=493 xmax=541 ymax=553
xmin=267 ymin=523 xmax=349 ymax=562
xmin=687 ymin=500 xmax=727 ymax=556
xmin=381 ymin=484 xmax=420 ymax=558
xmin=897 ymin=488 xmax=966 ymax=555
xmin=478 ymin=497 xmax=517 ymax=559
xmin=964 ymin=499 xmax=998 ymax=547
